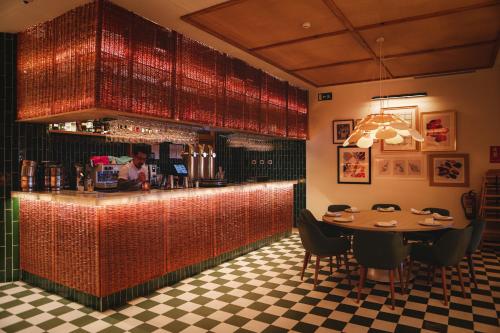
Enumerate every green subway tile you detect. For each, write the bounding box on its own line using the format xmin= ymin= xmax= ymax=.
xmin=0 ymin=271 xmax=5 ymax=282
xmin=5 ymin=211 xmax=12 ymax=233
xmin=5 ymin=199 xmax=11 ymax=211
xmin=6 ymin=235 xmax=12 ymax=257
xmin=12 ymin=245 xmax=19 ymax=268
xmin=12 ymin=269 xmax=19 ymax=280
xmin=0 ymin=247 xmax=4 ymax=269
xmin=12 ymin=223 xmax=19 ymax=245
xmin=12 ymin=198 xmax=19 ymax=222
xmin=0 ymin=223 xmax=4 ymax=246
xmin=6 ymin=258 xmax=13 ymax=281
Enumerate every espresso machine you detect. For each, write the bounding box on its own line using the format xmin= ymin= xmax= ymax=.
xmin=20 ymin=160 xmax=37 ymax=192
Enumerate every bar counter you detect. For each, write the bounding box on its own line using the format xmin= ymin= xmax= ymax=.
xmin=12 ymin=181 xmax=295 ymax=310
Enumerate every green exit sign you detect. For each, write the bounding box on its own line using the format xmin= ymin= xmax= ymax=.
xmin=318 ymin=92 xmax=332 ymax=101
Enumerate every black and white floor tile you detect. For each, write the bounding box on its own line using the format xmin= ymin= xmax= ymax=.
xmin=0 ymin=234 xmax=499 ymax=332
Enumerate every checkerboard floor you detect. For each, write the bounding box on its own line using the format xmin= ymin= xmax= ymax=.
xmin=1 ymin=234 xmax=499 ymax=333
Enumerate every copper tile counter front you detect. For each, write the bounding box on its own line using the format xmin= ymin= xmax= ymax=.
xmin=12 ymin=181 xmax=295 ymax=310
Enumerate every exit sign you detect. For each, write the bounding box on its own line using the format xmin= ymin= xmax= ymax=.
xmin=318 ymin=92 xmax=332 ymax=101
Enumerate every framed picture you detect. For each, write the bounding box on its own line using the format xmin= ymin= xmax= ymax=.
xmin=381 ymin=106 xmax=419 ymax=152
xmin=490 ymin=146 xmax=500 ymax=163
xmin=429 ymin=154 xmax=469 ymax=187
xmin=420 ymin=110 xmax=457 ymax=152
xmin=333 ymin=119 xmax=354 ymax=144
xmin=338 ymin=146 xmax=371 ymax=184
xmin=374 ymin=156 xmax=425 ymax=179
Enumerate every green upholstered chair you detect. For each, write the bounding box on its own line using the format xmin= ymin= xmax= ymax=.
xmin=405 ymin=207 xmax=450 ymax=243
xmin=407 ymin=226 xmax=473 ymax=305
xmin=298 ymin=209 xmax=351 ymax=288
xmin=353 ymin=231 xmax=410 ymax=309
xmin=371 ymin=203 xmax=401 ymax=211
xmin=466 ymin=219 xmax=486 ymax=289
xmin=328 ymin=204 xmax=351 ymax=212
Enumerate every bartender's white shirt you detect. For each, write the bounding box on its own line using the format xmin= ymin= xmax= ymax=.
xmin=118 ymin=161 xmax=148 ymax=181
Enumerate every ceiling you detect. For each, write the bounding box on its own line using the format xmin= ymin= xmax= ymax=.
xmin=1 ymin=0 xmax=499 ymax=89
xmin=183 ymin=0 xmax=500 ymax=87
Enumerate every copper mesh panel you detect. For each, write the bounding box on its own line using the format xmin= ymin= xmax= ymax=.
xmin=244 ymin=65 xmax=262 ymax=133
xmin=214 ymin=190 xmax=248 ymax=255
xmin=225 ymin=58 xmax=246 ymax=130
xmin=19 ymin=200 xmax=55 ymax=281
xmin=247 ymin=188 xmax=272 ymax=244
xmin=99 ymin=201 xmax=165 ymax=296
xmin=175 ymin=35 xmax=218 ymax=125
xmin=297 ymin=88 xmax=309 ymax=139
xmin=273 ymin=186 xmax=294 ymax=234
xmin=166 ymin=194 xmax=215 ymax=272
xmin=261 ymin=74 xmax=287 ymax=137
xmin=54 ymin=203 xmax=100 ymax=295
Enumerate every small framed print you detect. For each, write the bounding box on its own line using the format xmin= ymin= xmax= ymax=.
xmin=374 ymin=156 xmax=425 ymax=179
xmin=421 ymin=110 xmax=457 ymax=152
xmin=490 ymin=146 xmax=500 ymax=163
xmin=338 ymin=146 xmax=371 ymax=184
xmin=429 ymin=154 xmax=469 ymax=187
xmin=381 ymin=106 xmax=419 ymax=152
xmin=333 ymin=119 xmax=354 ymax=144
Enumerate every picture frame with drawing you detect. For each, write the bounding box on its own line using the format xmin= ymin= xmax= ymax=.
xmin=420 ymin=110 xmax=457 ymax=152
xmin=374 ymin=156 xmax=425 ymax=179
xmin=429 ymin=154 xmax=469 ymax=187
xmin=380 ymin=106 xmax=419 ymax=152
xmin=338 ymin=146 xmax=371 ymax=184
xmin=333 ymin=119 xmax=354 ymax=144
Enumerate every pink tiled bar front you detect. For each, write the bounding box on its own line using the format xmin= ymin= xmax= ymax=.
xmin=13 ymin=181 xmax=294 ymax=298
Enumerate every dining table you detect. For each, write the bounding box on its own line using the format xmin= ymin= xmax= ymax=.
xmin=322 ymin=209 xmax=470 ymax=282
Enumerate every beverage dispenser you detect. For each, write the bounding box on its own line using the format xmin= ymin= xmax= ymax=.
xmin=207 ymin=145 xmax=216 ymax=179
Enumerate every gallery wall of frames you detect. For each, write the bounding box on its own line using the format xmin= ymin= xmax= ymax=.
xmin=333 ymin=107 xmax=468 ymax=187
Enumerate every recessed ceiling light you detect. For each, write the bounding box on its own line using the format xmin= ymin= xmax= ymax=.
xmin=302 ymin=22 xmax=311 ymax=29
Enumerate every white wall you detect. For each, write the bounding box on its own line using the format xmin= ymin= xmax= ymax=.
xmin=306 ymin=66 xmax=500 ymax=219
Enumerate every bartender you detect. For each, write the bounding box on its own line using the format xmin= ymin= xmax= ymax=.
xmin=118 ymin=145 xmax=149 ymax=190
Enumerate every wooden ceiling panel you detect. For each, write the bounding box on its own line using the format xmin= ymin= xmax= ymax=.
xmin=183 ymin=0 xmax=346 ymax=49
xmin=255 ymin=33 xmax=371 ymax=70
xmin=385 ymin=43 xmax=496 ymax=77
xmin=295 ymin=60 xmax=380 ymax=86
xmin=360 ymin=6 xmax=500 ymax=55
xmin=333 ymin=0 xmax=495 ymax=27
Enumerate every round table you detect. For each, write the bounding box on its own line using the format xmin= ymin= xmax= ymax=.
xmin=322 ymin=210 xmax=469 ymax=282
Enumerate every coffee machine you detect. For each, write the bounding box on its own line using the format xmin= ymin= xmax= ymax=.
xmin=148 ymin=163 xmax=160 ymax=187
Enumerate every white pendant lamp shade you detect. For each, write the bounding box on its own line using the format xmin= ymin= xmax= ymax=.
xmin=343 ymin=37 xmax=424 ymax=148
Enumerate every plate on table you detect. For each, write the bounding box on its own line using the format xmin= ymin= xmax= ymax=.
xmin=411 ymin=208 xmax=431 ymax=215
xmin=377 ymin=207 xmax=395 ymax=212
xmin=432 ymin=213 xmax=453 ymax=220
xmin=325 ymin=211 xmax=342 ymax=217
xmin=375 ymin=220 xmax=397 ymax=227
xmin=333 ymin=217 xmax=353 ymax=223
xmin=418 ymin=220 xmax=443 ymax=226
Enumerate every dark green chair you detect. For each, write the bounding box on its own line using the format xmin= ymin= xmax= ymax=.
xmin=407 ymin=226 xmax=473 ymax=305
xmin=371 ymin=203 xmax=401 ymax=211
xmin=298 ymin=209 xmax=351 ymax=288
xmin=466 ymin=219 xmax=486 ymax=289
xmin=328 ymin=204 xmax=351 ymax=212
xmin=405 ymin=207 xmax=450 ymax=243
xmin=353 ymin=231 xmax=410 ymax=309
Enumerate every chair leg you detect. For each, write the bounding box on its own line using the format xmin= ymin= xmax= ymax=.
xmin=456 ymin=264 xmax=467 ymax=298
xmin=441 ymin=266 xmax=448 ymax=306
xmin=357 ymin=265 xmax=366 ymax=303
xmin=389 ymin=270 xmax=396 ymax=310
xmin=467 ymin=255 xmax=478 ymax=289
xmin=344 ymin=253 xmax=351 ymax=286
xmin=301 ymin=252 xmax=310 ymax=281
xmin=329 ymin=257 xmax=333 ymax=274
xmin=397 ymin=262 xmax=405 ymax=295
xmin=431 ymin=266 xmax=436 ymax=287
xmin=427 ymin=265 xmax=434 ymax=285
xmin=406 ymin=260 xmax=413 ymax=290
xmin=314 ymin=256 xmax=321 ymax=288
xmin=336 ymin=256 xmax=341 ymax=270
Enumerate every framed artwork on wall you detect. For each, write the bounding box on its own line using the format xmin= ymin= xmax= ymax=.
xmin=420 ymin=110 xmax=457 ymax=152
xmin=429 ymin=153 xmax=469 ymax=187
xmin=374 ymin=156 xmax=425 ymax=179
xmin=490 ymin=146 xmax=500 ymax=163
xmin=338 ymin=146 xmax=371 ymax=184
xmin=381 ymin=106 xmax=419 ymax=152
xmin=333 ymin=119 xmax=354 ymax=144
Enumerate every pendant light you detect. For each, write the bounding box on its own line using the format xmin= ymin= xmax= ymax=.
xmin=343 ymin=37 xmax=424 ymax=148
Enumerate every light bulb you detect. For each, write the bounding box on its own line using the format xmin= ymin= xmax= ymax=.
xmin=375 ymin=127 xmax=397 ymax=139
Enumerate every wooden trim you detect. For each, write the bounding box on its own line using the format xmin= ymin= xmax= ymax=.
xmin=490 ymin=31 xmax=500 ymax=67
xmin=180 ymin=0 xmax=247 ymax=20
xmin=384 ymin=40 xmax=497 ymax=60
xmin=249 ymin=30 xmax=348 ymax=51
xmin=356 ymin=1 xmax=500 ymax=31
xmin=321 ymin=0 xmax=394 ymax=78
xmin=292 ymin=58 xmax=373 ymax=72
